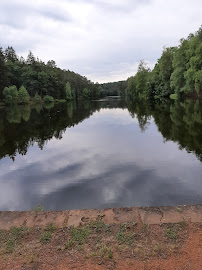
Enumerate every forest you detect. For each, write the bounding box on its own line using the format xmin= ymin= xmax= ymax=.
xmin=126 ymin=26 xmax=202 ymax=101
xmin=0 ymin=47 xmax=101 ymax=105
xmin=0 ymin=26 xmax=201 ymax=105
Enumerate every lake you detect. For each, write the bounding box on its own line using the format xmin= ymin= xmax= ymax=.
xmin=0 ymin=98 xmax=202 ymax=211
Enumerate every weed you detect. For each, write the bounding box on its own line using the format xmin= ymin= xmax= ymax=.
xmin=116 ymin=231 xmax=136 ymax=245
xmin=100 ymin=246 xmax=113 ymax=259
xmin=40 ymin=231 xmax=52 ymax=243
xmin=64 ymin=239 xmax=75 ymax=249
xmin=90 ymin=251 xmax=97 ymax=257
xmin=11 ymin=226 xmax=28 ymax=239
xmin=5 ymin=239 xmax=15 ymax=253
xmin=178 ymin=220 xmax=187 ymax=229
xmin=165 ymin=224 xmax=178 ymax=240
xmin=119 ymin=222 xmax=133 ymax=231
xmin=153 ymin=243 xmax=163 ymax=256
xmin=71 ymin=227 xmax=90 ymax=245
xmin=108 ymin=248 xmax=113 ymax=259
xmin=45 ymin=223 xmax=56 ymax=232
xmin=31 ymin=204 xmax=44 ymax=211
xmin=177 ymin=207 xmax=183 ymax=213
xmin=89 ymin=220 xmax=111 ymax=233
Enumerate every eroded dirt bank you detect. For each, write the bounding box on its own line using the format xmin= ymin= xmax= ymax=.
xmin=0 ymin=205 xmax=201 ymax=269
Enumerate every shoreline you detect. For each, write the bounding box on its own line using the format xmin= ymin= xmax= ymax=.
xmin=1 ymin=204 xmax=201 ymax=230
xmin=0 ymin=204 xmax=201 ymax=269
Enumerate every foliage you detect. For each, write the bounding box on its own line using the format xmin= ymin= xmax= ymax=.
xmin=34 ymin=92 xmax=42 ymax=103
xmin=99 ymin=81 xmax=127 ymax=98
xmin=18 ymin=85 xmax=30 ymax=104
xmin=3 ymin=85 xmax=19 ymax=104
xmin=126 ymin=26 xmax=202 ymax=100
xmin=170 ymin=94 xmax=178 ymax=100
xmin=0 ymin=48 xmax=7 ymax=99
xmin=65 ymin=82 xmax=72 ymax=100
xmin=0 ymin=46 xmax=102 ymax=102
xmin=43 ymin=95 xmax=54 ymax=103
xmin=82 ymin=88 xmax=89 ymax=99
xmin=126 ymin=61 xmax=151 ymax=101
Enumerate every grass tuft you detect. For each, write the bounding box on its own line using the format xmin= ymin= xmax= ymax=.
xmin=71 ymin=227 xmax=90 ymax=245
xmin=40 ymin=231 xmax=52 ymax=243
xmin=165 ymin=224 xmax=178 ymax=240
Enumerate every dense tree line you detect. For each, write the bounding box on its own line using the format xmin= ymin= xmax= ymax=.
xmin=126 ymin=26 xmax=202 ymax=100
xmin=0 ymin=47 xmax=100 ymax=104
xmin=99 ymin=81 xmax=127 ymax=98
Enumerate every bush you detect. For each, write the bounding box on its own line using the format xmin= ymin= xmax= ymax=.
xmin=43 ymin=95 xmax=54 ymax=103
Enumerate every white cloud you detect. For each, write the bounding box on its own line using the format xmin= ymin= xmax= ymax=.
xmin=0 ymin=0 xmax=201 ymax=82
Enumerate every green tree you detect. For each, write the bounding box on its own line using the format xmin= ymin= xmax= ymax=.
xmin=4 ymin=46 xmax=18 ymax=62
xmin=170 ymin=39 xmax=189 ymax=95
xmin=82 ymin=88 xmax=89 ymax=99
xmin=0 ymin=48 xmax=7 ymax=99
xmin=3 ymin=86 xmax=19 ymax=105
xmin=34 ymin=92 xmax=42 ymax=103
xmin=18 ymin=85 xmax=30 ymax=104
xmin=65 ymin=82 xmax=72 ymax=100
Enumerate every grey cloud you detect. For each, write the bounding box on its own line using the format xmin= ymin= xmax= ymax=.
xmin=74 ymin=0 xmax=152 ymax=14
xmin=0 ymin=0 xmax=72 ymax=30
xmin=0 ymin=0 xmax=201 ymax=82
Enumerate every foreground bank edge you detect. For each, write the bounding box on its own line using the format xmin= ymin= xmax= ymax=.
xmin=0 ymin=204 xmax=201 ymax=230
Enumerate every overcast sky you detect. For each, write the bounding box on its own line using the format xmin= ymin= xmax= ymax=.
xmin=0 ymin=0 xmax=201 ymax=83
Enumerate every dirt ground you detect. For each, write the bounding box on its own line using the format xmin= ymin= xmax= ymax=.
xmin=0 ymin=206 xmax=201 ymax=269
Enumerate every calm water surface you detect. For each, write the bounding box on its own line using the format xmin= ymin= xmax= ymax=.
xmin=0 ymin=99 xmax=202 ymax=210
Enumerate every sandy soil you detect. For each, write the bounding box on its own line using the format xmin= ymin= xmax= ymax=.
xmin=0 ymin=220 xmax=201 ymax=269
